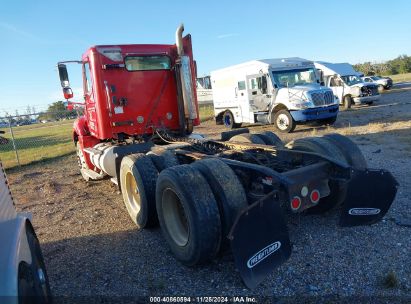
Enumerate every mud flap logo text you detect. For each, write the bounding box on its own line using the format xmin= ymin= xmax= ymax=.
xmin=348 ymin=208 xmax=381 ymax=216
xmin=247 ymin=241 xmax=281 ymax=269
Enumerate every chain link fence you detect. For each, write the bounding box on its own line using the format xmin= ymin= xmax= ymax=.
xmin=0 ymin=104 xmax=215 ymax=170
xmin=0 ymin=109 xmax=82 ymax=169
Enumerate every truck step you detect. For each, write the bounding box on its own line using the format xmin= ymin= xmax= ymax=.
xmin=82 ymin=168 xmax=105 ymax=180
xmin=83 ymin=148 xmax=103 ymax=155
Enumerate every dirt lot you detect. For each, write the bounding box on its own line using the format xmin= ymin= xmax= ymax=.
xmin=6 ymin=85 xmax=411 ymax=301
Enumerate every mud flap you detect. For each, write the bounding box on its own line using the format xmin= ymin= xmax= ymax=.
xmin=229 ymin=192 xmax=291 ymax=289
xmin=339 ymin=169 xmax=398 ymax=227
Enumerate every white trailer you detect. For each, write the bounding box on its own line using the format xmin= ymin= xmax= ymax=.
xmin=211 ymin=58 xmax=339 ymax=132
xmin=314 ymin=61 xmax=380 ymax=109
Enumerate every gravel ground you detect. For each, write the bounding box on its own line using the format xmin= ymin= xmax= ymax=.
xmin=6 ymin=86 xmax=411 ymax=303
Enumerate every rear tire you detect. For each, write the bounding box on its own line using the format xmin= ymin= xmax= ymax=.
xmin=322 ymin=133 xmax=367 ymax=169
xmin=254 ymin=131 xmax=284 ymax=147
xmin=229 ymin=133 xmax=265 ymax=144
xmin=343 ymin=95 xmax=352 ymax=110
xmin=223 ymin=111 xmax=241 ymax=129
xmin=147 ymin=150 xmax=179 ymax=172
xmin=156 ymin=165 xmax=221 ymax=265
xmin=274 ymin=110 xmax=296 ymax=133
xmin=192 ymin=158 xmax=248 ymax=252
xmin=120 ymin=154 xmax=159 ymax=228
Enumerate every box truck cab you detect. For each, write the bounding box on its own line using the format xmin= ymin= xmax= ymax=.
xmin=211 ymin=58 xmax=339 ymax=133
xmin=196 ymin=75 xmax=213 ymax=105
xmin=314 ymin=62 xmax=380 ymax=110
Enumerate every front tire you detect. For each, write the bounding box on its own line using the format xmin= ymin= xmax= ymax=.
xmin=274 ymin=110 xmax=296 ymax=133
xmin=19 ymin=226 xmax=52 ymax=303
xmin=343 ymin=95 xmax=352 ymax=110
xmin=76 ymin=142 xmax=91 ymax=182
xmin=320 ymin=116 xmax=337 ymax=126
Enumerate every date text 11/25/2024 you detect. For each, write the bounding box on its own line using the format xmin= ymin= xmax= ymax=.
xmin=149 ymin=296 xmax=257 ymax=303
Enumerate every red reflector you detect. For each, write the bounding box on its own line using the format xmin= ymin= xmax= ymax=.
xmin=310 ymin=190 xmax=320 ymax=204
xmin=291 ymin=196 xmax=301 ymax=210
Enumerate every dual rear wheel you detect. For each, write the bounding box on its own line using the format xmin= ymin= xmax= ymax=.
xmin=119 ymin=153 xmax=248 ymax=265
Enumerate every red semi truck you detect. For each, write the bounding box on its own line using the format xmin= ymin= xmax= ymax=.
xmin=57 ymin=25 xmax=398 ymax=288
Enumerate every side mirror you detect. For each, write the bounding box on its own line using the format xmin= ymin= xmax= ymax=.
xmin=63 ymin=87 xmax=73 ymax=100
xmin=320 ymin=81 xmax=325 ymax=86
xmin=58 ymin=64 xmax=70 ymax=88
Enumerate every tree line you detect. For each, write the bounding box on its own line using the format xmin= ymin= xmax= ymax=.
xmin=353 ymin=55 xmax=411 ymax=76
xmin=1 ymin=101 xmax=80 ymax=125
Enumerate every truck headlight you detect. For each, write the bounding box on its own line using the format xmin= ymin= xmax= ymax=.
xmin=292 ymin=101 xmax=314 ymax=109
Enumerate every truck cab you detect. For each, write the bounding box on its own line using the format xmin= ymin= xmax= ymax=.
xmin=315 ymin=62 xmax=380 ymax=109
xmin=57 ymin=25 xmax=199 ymax=181
xmin=212 ymin=58 xmax=339 ymax=132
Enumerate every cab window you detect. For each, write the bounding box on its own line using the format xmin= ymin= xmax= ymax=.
xmin=125 ymin=56 xmax=171 ymax=71
xmin=83 ymin=62 xmax=93 ymax=94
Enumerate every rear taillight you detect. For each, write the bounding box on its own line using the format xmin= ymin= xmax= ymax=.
xmin=310 ymin=190 xmax=320 ymax=204
xmin=290 ymin=196 xmax=302 ymax=211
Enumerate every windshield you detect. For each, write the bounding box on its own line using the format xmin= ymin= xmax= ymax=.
xmin=125 ymin=55 xmax=171 ymax=71
xmin=341 ymin=75 xmax=362 ymax=86
xmin=371 ymin=76 xmax=380 ymax=80
xmin=271 ymin=68 xmax=317 ymax=88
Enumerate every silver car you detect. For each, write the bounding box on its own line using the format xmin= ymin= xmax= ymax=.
xmin=362 ymin=76 xmax=392 ymax=90
xmin=0 ymin=133 xmax=51 ymax=303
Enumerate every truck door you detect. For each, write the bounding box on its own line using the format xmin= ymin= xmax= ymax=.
xmin=328 ymin=76 xmax=344 ymax=103
xmin=83 ymin=62 xmax=99 ymax=136
xmin=235 ymin=79 xmax=250 ymax=122
xmin=246 ymin=74 xmax=272 ymax=113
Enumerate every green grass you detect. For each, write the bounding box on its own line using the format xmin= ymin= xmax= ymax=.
xmin=0 ymin=106 xmax=215 ymax=169
xmin=0 ymin=120 xmax=75 ymax=169
xmin=198 ymin=104 xmax=214 ymax=122
xmin=386 ymin=73 xmax=411 ymax=83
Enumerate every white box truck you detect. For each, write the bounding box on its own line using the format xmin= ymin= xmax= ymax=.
xmin=196 ymin=75 xmax=213 ymax=105
xmin=314 ymin=62 xmax=380 ymax=109
xmin=211 ymin=58 xmax=339 ymax=132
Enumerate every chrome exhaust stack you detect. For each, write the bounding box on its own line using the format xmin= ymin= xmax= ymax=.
xmin=175 ymin=24 xmax=197 ymax=134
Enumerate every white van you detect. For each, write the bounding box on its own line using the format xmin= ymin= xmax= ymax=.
xmin=314 ymin=62 xmax=380 ymax=109
xmin=211 ymin=58 xmax=339 ymax=132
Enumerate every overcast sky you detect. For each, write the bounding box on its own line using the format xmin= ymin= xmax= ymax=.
xmin=1 ymin=0 xmax=410 ymax=113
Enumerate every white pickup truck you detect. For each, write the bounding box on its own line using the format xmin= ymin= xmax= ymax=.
xmin=0 ymin=156 xmax=51 ymax=302
xmin=315 ymin=62 xmax=380 ymax=109
xmin=211 ymin=58 xmax=339 ymax=132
